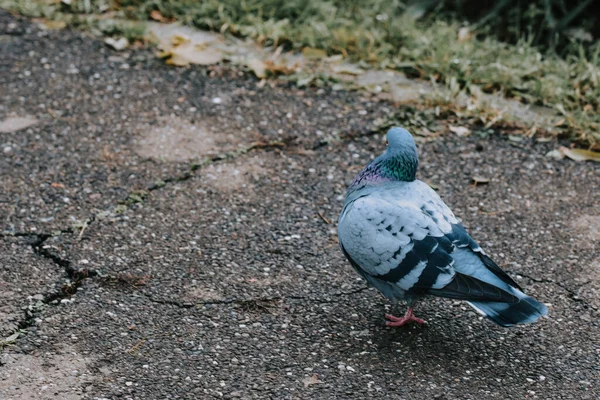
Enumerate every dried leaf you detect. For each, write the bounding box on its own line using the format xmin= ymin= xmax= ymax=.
xmin=508 ymin=135 xmax=523 ymax=142
xmin=325 ymin=54 xmax=344 ymax=63
xmin=264 ymin=60 xmax=296 ymax=75
xmin=0 ymin=332 xmax=20 ymax=347
xmin=553 ymin=118 xmax=566 ymax=127
xmin=150 ymin=10 xmax=173 ymax=22
xmin=0 ymin=116 xmax=38 ymax=133
xmin=545 ymin=149 xmax=564 ymax=160
xmin=559 ymin=146 xmax=600 ymax=162
xmin=302 ymin=47 xmax=327 ymax=59
xmin=171 ymin=34 xmax=190 ymax=46
xmin=150 ymin=27 xmax=224 ymax=67
xmin=105 ymin=37 xmax=129 ymax=51
xmin=472 ymin=176 xmax=490 ymax=185
xmin=51 ymin=182 xmax=66 ymax=189
xmin=331 ymin=64 xmax=363 ymax=76
xmin=448 ymin=125 xmax=471 ymax=137
xmin=166 ymin=43 xmax=223 ymax=66
xmin=426 ymin=180 xmax=440 ymax=191
xmin=458 ymin=27 xmax=472 ymax=42
xmin=302 ymin=374 xmax=322 ymax=387
xmin=247 ymin=59 xmax=267 ymax=78
xmin=37 ymin=19 xmax=67 ymax=30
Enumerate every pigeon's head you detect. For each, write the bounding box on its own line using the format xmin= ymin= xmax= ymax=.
xmin=378 ymin=127 xmax=419 ymax=181
xmin=347 ymin=127 xmax=419 ymax=192
xmin=385 ymin=127 xmax=416 ymax=151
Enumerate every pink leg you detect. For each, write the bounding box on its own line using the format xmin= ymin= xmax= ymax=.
xmin=385 ymin=306 xmax=425 ymax=327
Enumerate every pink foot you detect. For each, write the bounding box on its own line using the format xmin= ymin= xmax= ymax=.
xmin=385 ymin=307 xmax=425 ymax=327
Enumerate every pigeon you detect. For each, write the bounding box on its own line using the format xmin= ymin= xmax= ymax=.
xmin=337 ymin=127 xmax=548 ymax=327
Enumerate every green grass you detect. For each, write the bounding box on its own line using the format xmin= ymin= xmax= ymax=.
xmin=2 ymin=0 xmax=599 ymax=144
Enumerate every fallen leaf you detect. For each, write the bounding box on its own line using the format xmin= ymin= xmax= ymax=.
xmin=553 ymin=118 xmax=566 ymax=127
xmin=264 ymin=60 xmax=296 ymax=75
xmin=545 ymin=149 xmax=564 ymax=160
xmin=425 ymin=180 xmax=440 ymax=190
xmin=171 ymin=33 xmax=190 ymax=46
xmin=247 ymin=59 xmax=267 ymax=78
xmin=302 ymin=47 xmax=327 ymax=59
xmin=471 ymin=176 xmax=490 ymax=185
xmin=0 ymin=116 xmax=38 ymax=133
xmin=527 ymin=125 xmax=538 ymax=137
xmin=36 ymin=19 xmax=67 ymax=30
xmin=51 ymin=182 xmax=66 ymax=189
xmin=331 ymin=64 xmax=363 ymax=76
xmin=325 ymin=54 xmax=344 ymax=63
xmin=302 ymin=374 xmax=322 ymax=387
xmin=150 ymin=10 xmax=173 ymax=22
xmin=151 ymin=27 xmax=225 ymax=67
xmin=448 ymin=125 xmax=471 ymax=137
xmin=559 ymin=146 xmax=600 ymax=162
xmin=458 ymin=27 xmax=472 ymax=42
xmin=0 ymin=332 xmax=20 ymax=347
xmin=317 ymin=212 xmax=330 ymax=224
xmin=508 ymin=135 xmax=523 ymax=142
xmin=166 ymin=42 xmax=223 ymax=66
xmin=105 ymin=37 xmax=129 ymax=51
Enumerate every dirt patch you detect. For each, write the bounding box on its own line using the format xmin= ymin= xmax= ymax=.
xmin=0 ymin=347 xmax=94 ymax=400
xmin=576 ymin=260 xmax=600 ymax=310
xmin=0 ymin=116 xmax=38 ymax=133
xmin=569 ymin=215 xmax=600 ymax=248
xmin=201 ymin=155 xmax=266 ymax=192
xmin=134 ymin=116 xmax=241 ymax=162
xmin=184 ymin=286 xmax=224 ymax=302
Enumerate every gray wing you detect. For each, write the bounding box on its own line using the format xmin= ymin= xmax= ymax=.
xmin=338 ymin=195 xmax=457 ymax=294
xmin=338 ymin=187 xmax=520 ymax=302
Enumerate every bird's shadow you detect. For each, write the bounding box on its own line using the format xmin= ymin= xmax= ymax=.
xmin=364 ymin=302 xmax=550 ymax=378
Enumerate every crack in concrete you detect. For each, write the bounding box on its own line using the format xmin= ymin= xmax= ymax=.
xmin=3 ymin=131 xmax=586 ymax=349
xmin=140 ymin=287 xmax=371 ymax=310
xmin=0 ymin=139 xmax=290 ymax=345
xmin=508 ymin=270 xmax=595 ymax=309
xmin=0 ymin=231 xmax=99 ymax=337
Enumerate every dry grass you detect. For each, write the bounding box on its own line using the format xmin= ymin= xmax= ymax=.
xmin=2 ymin=0 xmax=599 ymax=144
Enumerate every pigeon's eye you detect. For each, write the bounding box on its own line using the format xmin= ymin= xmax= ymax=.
xmin=385 ymin=140 xmax=389 ymax=146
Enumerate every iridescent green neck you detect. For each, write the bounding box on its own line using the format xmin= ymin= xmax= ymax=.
xmin=348 ymin=150 xmax=418 ymax=193
xmin=377 ymin=155 xmax=418 ymax=181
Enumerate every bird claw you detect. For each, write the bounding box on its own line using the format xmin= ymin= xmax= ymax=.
xmin=384 ymin=309 xmax=425 ymax=327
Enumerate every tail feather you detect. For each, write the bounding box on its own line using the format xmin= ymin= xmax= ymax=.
xmin=468 ymin=291 xmax=548 ymax=327
xmin=426 ymin=272 xmax=519 ymax=303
